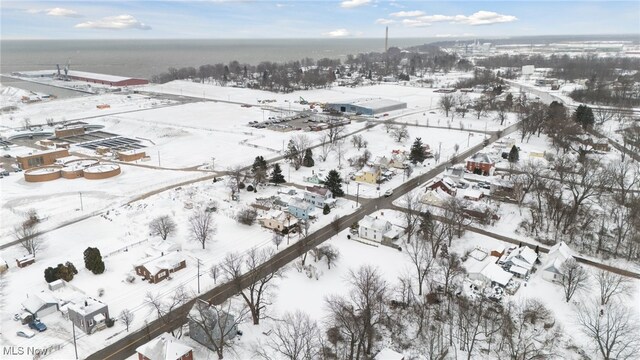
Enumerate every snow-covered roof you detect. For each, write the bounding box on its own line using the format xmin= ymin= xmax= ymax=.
xmin=463 ymin=188 xmax=483 ymax=200
xmin=136 ymin=333 xmax=193 ymax=360
xmin=509 ymin=265 xmax=528 ymax=276
xmin=360 ymin=215 xmax=391 ymax=232
xmin=468 ymin=152 xmax=495 ymax=164
xmin=305 ymin=185 xmax=331 ymax=197
xmin=505 ymin=246 xmax=537 ymax=266
xmin=67 ymin=297 xmax=107 ymax=316
xmin=289 ymin=198 xmax=312 ymax=210
xmin=333 ymin=98 xmax=407 ymax=111
xmin=146 ymin=241 xmax=182 ymax=257
xmin=67 ymin=70 xmax=139 ymax=83
xmin=136 ymin=251 xmax=186 ymax=275
xmin=543 ymin=242 xmax=574 ymax=273
xmin=15 ymin=147 xmax=68 ymax=158
xmin=22 ymin=292 xmax=58 ymax=313
xmin=548 ymin=241 xmax=574 ymax=260
xmin=481 ymin=262 xmax=513 ymax=286
xmin=375 ymin=348 xmax=404 ymax=360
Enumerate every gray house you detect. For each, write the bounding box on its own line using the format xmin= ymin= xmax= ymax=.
xmin=188 ymin=299 xmax=238 ymax=351
xmin=22 ymin=292 xmax=59 ymax=319
xmin=67 ymin=297 xmax=109 ymax=334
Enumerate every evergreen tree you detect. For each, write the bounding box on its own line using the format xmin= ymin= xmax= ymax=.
xmin=324 ymin=170 xmax=344 ymax=197
xmin=270 ymin=163 xmax=286 ymax=184
xmin=252 ymin=156 xmax=268 ymax=184
xmin=573 ymin=104 xmax=595 ymax=130
xmin=56 ymin=263 xmax=74 ymax=281
xmin=508 ymin=145 xmax=520 ymax=163
xmin=303 ymin=149 xmax=314 ymax=167
xmin=323 ymin=203 xmax=331 ymax=215
xmin=83 ymin=247 xmax=105 ymax=275
xmin=409 ymin=137 xmax=426 ymax=164
xmin=44 ymin=267 xmax=57 ymax=283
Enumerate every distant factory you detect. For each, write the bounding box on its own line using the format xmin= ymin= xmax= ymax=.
xmin=14 ymin=69 xmax=148 ymax=87
xmin=326 ymin=98 xmax=407 ymax=116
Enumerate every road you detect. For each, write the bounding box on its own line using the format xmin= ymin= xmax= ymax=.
xmin=86 ymin=121 xmax=521 ymax=360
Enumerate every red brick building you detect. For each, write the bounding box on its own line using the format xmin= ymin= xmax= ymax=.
xmin=466 ymin=152 xmax=495 ymax=176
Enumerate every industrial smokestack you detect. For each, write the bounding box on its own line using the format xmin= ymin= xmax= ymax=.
xmin=385 ymin=26 xmax=388 ymax=53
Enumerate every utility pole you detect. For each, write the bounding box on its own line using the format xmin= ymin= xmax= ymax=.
xmin=196 ymin=258 xmax=201 ymax=293
xmin=356 ymin=183 xmax=360 ymax=207
xmin=79 ymin=192 xmax=83 ymax=211
xmin=158 ymin=151 xmax=161 ymax=167
xmin=438 ymin=142 xmax=442 ymax=163
xmin=72 ymin=320 xmax=78 ymax=359
xmin=211 ymin=157 xmax=215 ymax=171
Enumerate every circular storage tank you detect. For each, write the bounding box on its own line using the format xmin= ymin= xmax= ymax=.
xmin=84 ymin=163 xmax=121 ymax=180
xmin=24 ymin=166 xmax=62 ymax=182
xmin=61 ymin=158 xmax=100 ymax=179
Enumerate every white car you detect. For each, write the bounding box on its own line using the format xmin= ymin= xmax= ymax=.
xmin=17 ymin=330 xmax=35 ymax=338
xmin=384 ymin=189 xmax=393 ymax=197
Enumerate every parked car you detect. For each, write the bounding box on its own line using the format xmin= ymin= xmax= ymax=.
xmin=17 ymin=330 xmax=35 ymax=338
xmin=29 ymin=319 xmax=47 ymax=332
xmin=384 ymin=189 xmax=393 ymax=197
xmin=477 ymin=182 xmax=491 ymax=190
xmin=0 ymin=171 xmax=9 ymax=176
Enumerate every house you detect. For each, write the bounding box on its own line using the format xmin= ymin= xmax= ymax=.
xmin=420 ymin=188 xmax=451 ymax=206
xmin=358 ymin=215 xmax=394 ymax=242
xmin=135 ymin=251 xmax=187 ymax=284
xmin=355 ymin=165 xmax=381 ymax=184
xmin=542 ymin=242 xmax=575 ymax=283
xmin=463 ymin=188 xmax=484 ymax=201
xmin=288 ymin=198 xmax=315 ymax=220
xmin=490 ymin=179 xmax=518 ymax=200
xmin=16 ymin=254 xmax=35 ymax=268
xmin=67 ymin=297 xmax=109 ymax=334
xmin=427 ymin=177 xmax=457 ymax=196
xmin=22 ymin=292 xmax=59 ymax=318
xmin=467 ymin=256 xmax=513 ymax=287
xmin=373 ymin=156 xmax=392 ymax=170
xmin=501 ymin=246 xmax=538 ymax=278
xmin=375 ymin=348 xmax=405 ymax=360
xmin=189 ymin=299 xmax=238 ymax=352
xmin=444 ymin=166 xmax=466 ymax=183
xmin=304 ymin=186 xmax=334 ymax=208
xmin=145 ymin=240 xmax=182 ymax=258
xmin=258 ymin=210 xmax=298 ymax=233
xmin=303 ymin=173 xmax=324 ymax=184
xmin=136 ymin=333 xmax=194 ymax=360
xmin=466 ymin=152 xmax=495 ymax=176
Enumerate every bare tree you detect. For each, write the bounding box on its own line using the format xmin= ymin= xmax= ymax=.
xmin=400 ymin=193 xmax=422 ymax=244
xmin=496 ymin=299 xmax=561 ymax=360
xmin=439 ymin=94 xmax=455 ymax=117
xmin=236 ymin=207 xmax=258 ymax=225
xmin=209 ymin=264 xmax=219 ymax=284
xmin=455 ymin=296 xmax=501 ymax=360
xmin=350 ymin=134 xmax=367 ymax=150
xmin=494 ymin=104 xmax=508 ymax=126
xmin=14 ymin=224 xmax=44 ymax=257
xmin=383 ymin=119 xmax=395 ymax=133
xmin=227 ymin=165 xmax=246 ymax=187
xmin=442 ymin=197 xmax=471 ymax=245
xmin=576 ymin=299 xmax=640 ymax=360
xmin=119 ymin=309 xmax=135 ymax=332
xmin=473 ymin=97 xmax=489 ymax=119
xmin=189 ymin=298 xmax=248 ymax=359
xmin=593 ymin=106 xmax=616 ymax=126
xmin=334 ymin=139 xmax=346 ymax=168
xmin=405 ymin=234 xmax=433 ymax=296
xmin=317 ymin=134 xmax=334 ymax=162
xmin=255 ymin=310 xmax=322 ymax=360
xmin=189 ymin=209 xmax=216 ymax=249
xmin=272 ymin=233 xmax=283 ymax=250
xmin=149 ymin=215 xmax=177 ymax=240
xmin=418 ymin=211 xmax=447 ymax=258
xmin=324 ymin=295 xmax=364 ymax=360
xmin=560 ymin=258 xmax=588 ymax=302
xmin=220 ymin=249 xmax=283 ymax=325
xmin=390 ymin=125 xmax=409 ymax=142
xmin=439 ymin=252 xmax=465 ymax=296
xmin=291 ymin=134 xmax=312 ymax=169
xmin=595 ymin=270 xmax=632 ymax=305
xmin=317 ymin=244 xmax=339 ymax=269
xmin=347 ymin=265 xmax=387 ymax=356
xmin=144 ymin=286 xmax=189 ymax=337
xmin=325 ymin=125 xmax=345 ymax=144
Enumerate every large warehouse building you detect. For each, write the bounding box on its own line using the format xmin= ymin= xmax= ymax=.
xmin=65 ymin=70 xmax=149 ymax=86
xmin=327 ymin=98 xmax=407 ymax=116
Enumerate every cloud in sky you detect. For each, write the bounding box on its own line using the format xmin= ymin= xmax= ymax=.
xmin=390 ymin=10 xmax=425 ymax=17
xmin=75 ymin=15 xmax=151 ymax=30
xmin=323 ymin=28 xmax=350 ymax=37
xmin=375 ymin=18 xmax=394 ymax=25
xmin=399 ymin=10 xmax=517 ymax=27
xmin=340 ymin=0 xmax=371 ymax=9
xmin=27 ymin=7 xmax=82 ymax=17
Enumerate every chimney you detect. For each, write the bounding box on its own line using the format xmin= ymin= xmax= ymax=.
xmin=84 ymin=300 xmax=88 ymax=307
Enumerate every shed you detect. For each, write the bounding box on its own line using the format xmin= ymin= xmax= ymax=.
xmin=22 ymin=292 xmax=59 ymax=318
xmin=374 ymin=348 xmax=404 ymax=360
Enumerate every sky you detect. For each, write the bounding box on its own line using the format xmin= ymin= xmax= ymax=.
xmin=1 ymin=0 xmax=639 ymax=40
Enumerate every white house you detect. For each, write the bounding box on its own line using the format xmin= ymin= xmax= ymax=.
xmin=136 ymin=332 xmax=194 ymax=360
xmin=467 ymin=256 xmax=513 ymax=287
xmin=303 ymin=186 xmax=334 ymax=208
xmin=358 ymin=215 xmax=393 ymax=242
xmin=501 ymin=246 xmax=537 ymax=278
xmin=542 ymin=242 xmax=574 ymax=282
